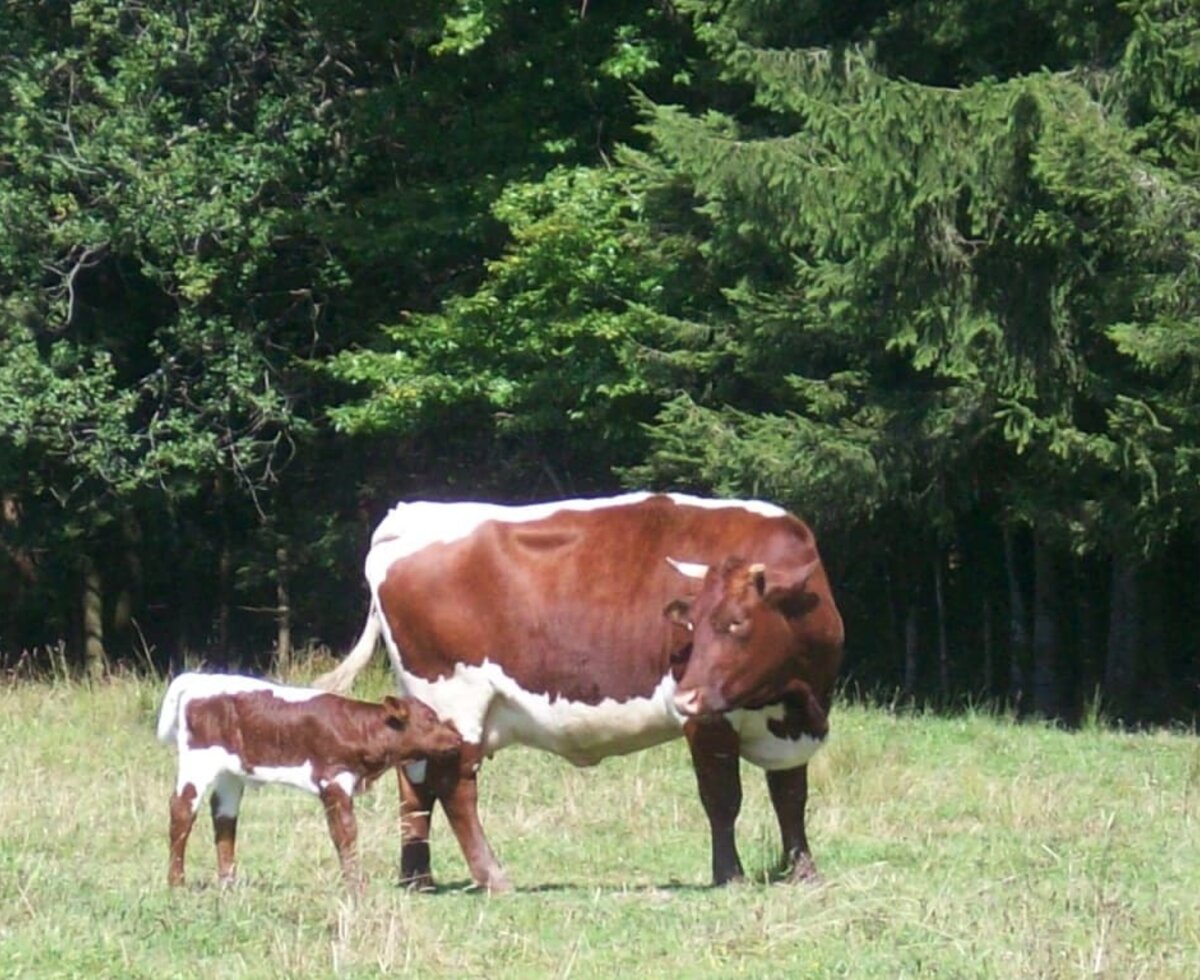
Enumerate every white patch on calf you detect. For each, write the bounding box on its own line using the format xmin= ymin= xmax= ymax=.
xmin=163 ymin=673 xmax=346 ymax=815
xmin=246 ymin=761 xmax=322 ymax=795
xmin=176 ymin=745 xmax=244 ymax=810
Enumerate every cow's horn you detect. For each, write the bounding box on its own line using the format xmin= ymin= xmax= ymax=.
xmin=666 ymin=557 xmax=708 ymax=580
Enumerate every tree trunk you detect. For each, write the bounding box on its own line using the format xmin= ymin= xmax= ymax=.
xmin=1105 ymin=555 xmax=1139 ymax=723
xmin=1002 ymin=526 xmax=1030 ymax=712
xmin=215 ymin=471 xmax=231 ymax=667
xmin=903 ymin=601 xmax=919 ymax=699
xmin=276 ymin=544 xmax=292 ymax=673
xmin=933 ymin=557 xmax=949 ymax=703
xmin=885 ymin=566 xmax=901 ymax=687
xmin=82 ymin=555 xmax=106 ymax=680
xmin=114 ymin=510 xmax=144 ymax=636
xmin=982 ymin=595 xmax=994 ymax=699
xmin=1031 ymin=533 xmax=1061 ymax=720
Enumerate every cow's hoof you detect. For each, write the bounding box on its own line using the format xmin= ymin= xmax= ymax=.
xmin=399 ymin=872 xmax=437 ymax=893
xmin=785 ymin=854 xmax=822 ymax=885
xmin=478 ymin=871 xmax=513 ymax=895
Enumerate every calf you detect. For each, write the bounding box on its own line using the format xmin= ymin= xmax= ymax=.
xmin=156 ymin=672 xmax=462 ymax=891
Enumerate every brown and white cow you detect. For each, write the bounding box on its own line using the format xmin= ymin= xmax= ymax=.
xmin=157 ymin=672 xmax=462 ymax=890
xmin=317 ymin=492 xmax=843 ymax=892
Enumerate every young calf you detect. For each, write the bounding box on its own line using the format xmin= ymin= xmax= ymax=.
xmin=157 ymin=672 xmax=462 ymax=890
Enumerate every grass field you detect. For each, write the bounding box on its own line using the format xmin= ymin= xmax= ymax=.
xmin=2 ymin=666 xmax=1199 ymax=979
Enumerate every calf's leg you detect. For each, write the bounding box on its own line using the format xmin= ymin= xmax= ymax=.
xmin=684 ymin=718 xmax=745 ymax=885
xmin=168 ymin=783 xmax=200 ymax=887
xmin=767 ymin=765 xmax=820 ymax=883
xmin=210 ymin=772 xmax=245 ymax=885
xmin=320 ymin=784 xmax=363 ymax=894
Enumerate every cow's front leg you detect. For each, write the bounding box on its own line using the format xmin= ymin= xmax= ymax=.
xmin=684 ymin=718 xmax=745 ymax=885
xmin=320 ymin=784 xmax=363 ymax=894
xmin=767 ymin=765 xmax=820 ymax=883
xmin=431 ymin=744 xmax=511 ymax=894
xmin=398 ymin=763 xmax=437 ymax=891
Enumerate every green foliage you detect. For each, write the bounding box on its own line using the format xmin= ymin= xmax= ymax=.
xmin=628 ymin=2 xmax=1200 ymax=559
xmin=329 ymin=166 xmax=675 ymax=486
xmin=0 ymin=1 xmax=337 ymax=523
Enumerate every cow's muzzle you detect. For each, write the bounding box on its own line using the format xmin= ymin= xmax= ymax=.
xmin=673 ymin=687 xmax=726 ymax=718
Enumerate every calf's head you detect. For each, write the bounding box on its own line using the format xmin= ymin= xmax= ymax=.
xmin=665 ymin=555 xmax=834 ymax=718
xmin=380 ymin=695 xmax=463 ymax=762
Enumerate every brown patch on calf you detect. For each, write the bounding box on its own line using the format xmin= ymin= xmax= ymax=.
xmin=167 ymin=685 xmax=461 ymax=889
xmin=168 ymin=783 xmax=198 ymax=887
xmin=183 ymin=690 xmax=460 ymax=792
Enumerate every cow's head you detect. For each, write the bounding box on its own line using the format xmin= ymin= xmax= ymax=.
xmin=665 ymin=555 xmax=832 ymax=718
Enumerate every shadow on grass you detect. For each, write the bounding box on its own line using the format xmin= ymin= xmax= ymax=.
xmin=419 ymin=874 xmax=822 ymax=896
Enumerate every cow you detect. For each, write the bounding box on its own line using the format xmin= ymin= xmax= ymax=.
xmin=156 ymin=672 xmax=463 ymax=891
xmin=317 ymin=491 xmax=843 ymax=892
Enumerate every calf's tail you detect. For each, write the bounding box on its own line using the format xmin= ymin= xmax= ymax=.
xmin=314 ymin=601 xmax=382 ymax=693
xmin=156 ymin=673 xmax=193 ymax=744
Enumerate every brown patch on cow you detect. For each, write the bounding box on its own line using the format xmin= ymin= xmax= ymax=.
xmin=374 ymin=495 xmax=833 ymax=707
xmin=762 ymin=681 xmax=829 ymax=741
xmin=347 ymin=492 xmax=844 ymax=890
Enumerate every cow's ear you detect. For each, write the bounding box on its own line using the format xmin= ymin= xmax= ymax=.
xmin=664 ymin=598 xmax=693 ymax=629
xmin=747 ymin=563 xmax=767 ymax=596
xmin=383 ymin=695 xmax=410 ymax=727
xmin=763 ymin=560 xmax=820 ymax=619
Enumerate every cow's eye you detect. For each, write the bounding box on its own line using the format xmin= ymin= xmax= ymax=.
xmin=726 ymin=619 xmax=749 ymax=636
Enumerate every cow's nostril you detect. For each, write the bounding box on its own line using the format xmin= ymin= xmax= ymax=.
xmin=674 ymin=688 xmax=704 ymax=716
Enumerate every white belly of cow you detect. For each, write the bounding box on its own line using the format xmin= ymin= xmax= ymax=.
xmin=392 ymin=659 xmax=685 ymax=768
xmin=389 ymin=656 xmax=826 ymax=773
xmin=726 ymin=705 xmax=826 ymax=770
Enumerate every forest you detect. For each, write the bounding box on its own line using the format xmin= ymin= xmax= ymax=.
xmin=1 ymin=0 xmax=1197 ymax=725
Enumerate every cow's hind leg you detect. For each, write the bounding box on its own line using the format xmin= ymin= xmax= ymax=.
xmin=685 ymin=718 xmax=745 ymax=885
xmin=431 ymin=746 xmax=511 ymax=894
xmin=398 ymin=763 xmax=438 ymax=891
xmin=767 ymin=765 xmax=820 ymax=883
xmin=210 ymin=772 xmax=245 ymax=886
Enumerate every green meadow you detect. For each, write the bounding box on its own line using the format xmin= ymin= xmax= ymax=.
xmin=2 ymin=667 xmax=1198 ymax=978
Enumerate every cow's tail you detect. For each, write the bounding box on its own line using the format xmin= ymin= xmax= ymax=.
xmin=156 ymin=673 xmax=193 ymax=744
xmin=314 ymin=601 xmax=382 ymax=693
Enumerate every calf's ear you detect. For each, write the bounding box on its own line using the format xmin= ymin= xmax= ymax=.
xmin=382 ymin=695 xmax=410 ymax=727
